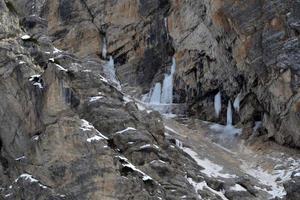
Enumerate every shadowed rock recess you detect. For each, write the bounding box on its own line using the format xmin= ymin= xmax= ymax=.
xmin=0 ymin=0 xmax=300 ymax=200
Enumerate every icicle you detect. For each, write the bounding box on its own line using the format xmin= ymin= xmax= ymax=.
xmin=164 ymin=17 xmax=168 ymax=30
xmin=164 ymin=17 xmax=169 ymax=40
xmin=214 ymin=92 xmax=222 ymax=117
xmin=102 ymin=37 xmax=107 ymax=59
xmin=227 ymin=101 xmax=233 ymax=126
xmin=150 ymin=83 xmax=162 ymax=104
xmin=170 ymin=57 xmax=176 ymax=74
xmin=233 ymin=93 xmax=241 ymax=112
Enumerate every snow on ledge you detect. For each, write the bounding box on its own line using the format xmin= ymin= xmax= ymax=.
xmin=15 ymin=156 xmax=26 ymax=161
xmin=55 ymin=64 xmax=68 ymax=72
xmin=87 ymin=135 xmax=104 ymax=142
xmin=187 ymin=177 xmax=229 ymax=200
xmin=116 ymin=127 xmax=137 ymax=134
xmin=229 ymin=184 xmax=247 ymax=192
xmin=80 ymin=119 xmax=108 ymax=140
xmin=21 ymin=35 xmax=31 ymax=40
xmin=15 ymin=173 xmax=47 ymax=189
xmin=117 ymin=156 xmax=153 ymax=182
xmin=89 ymin=96 xmax=103 ymax=102
xmin=176 ymin=140 xmax=237 ymax=179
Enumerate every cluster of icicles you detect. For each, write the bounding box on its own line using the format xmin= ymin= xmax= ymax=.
xmin=146 ymin=57 xmax=176 ymax=105
xmin=214 ymin=92 xmax=241 ymax=126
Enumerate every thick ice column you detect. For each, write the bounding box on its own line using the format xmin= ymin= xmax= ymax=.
xmin=161 ymin=57 xmax=176 ymax=104
xmin=227 ymin=101 xmax=233 ymax=126
xmin=150 ymin=83 xmax=162 ymax=104
xmin=214 ymin=92 xmax=222 ymax=117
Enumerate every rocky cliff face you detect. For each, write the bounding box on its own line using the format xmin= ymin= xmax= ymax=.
xmin=0 ymin=0 xmax=300 ymax=200
xmin=16 ymin=0 xmax=299 ymax=148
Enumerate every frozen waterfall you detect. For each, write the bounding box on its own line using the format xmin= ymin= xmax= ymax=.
xmin=161 ymin=57 xmax=176 ymax=104
xmin=103 ymin=56 xmax=121 ymax=90
xmin=150 ymin=83 xmax=162 ymax=104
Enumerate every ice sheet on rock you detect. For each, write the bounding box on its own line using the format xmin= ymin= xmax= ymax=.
xmin=117 ymin=156 xmax=153 ymax=181
xmin=182 ymin=147 xmax=237 ymax=179
xmin=19 ymin=61 xmax=26 ymax=64
xmin=229 ymin=184 xmax=247 ymax=192
xmin=116 ymin=127 xmax=137 ymax=134
xmin=294 ymin=172 xmax=300 ymax=177
xmin=49 ymin=58 xmax=55 ymax=62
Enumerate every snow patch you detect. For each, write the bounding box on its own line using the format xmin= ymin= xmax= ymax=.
xmin=55 ymin=64 xmax=68 ymax=72
xmin=29 ymin=74 xmax=41 ymax=81
xmin=87 ymin=135 xmax=104 ymax=142
xmin=33 ymin=82 xmax=43 ymax=89
xmin=229 ymin=184 xmax=247 ymax=192
xmin=15 ymin=156 xmax=26 ymax=161
xmin=187 ymin=178 xmax=229 ymax=200
xmin=80 ymin=119 xmax=108 ymax=140
xmin=53 ymin=47 xmax=62 ymax=54
xmin=21 ymin=35 xmax=31 ymax=40
xmin=89 ymin=96 xmax=103 ymax=102
xmin=182 ymin=147 xmax=237 ymax=179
